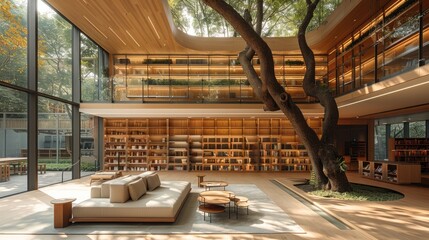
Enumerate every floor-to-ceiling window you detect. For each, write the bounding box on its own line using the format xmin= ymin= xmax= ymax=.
xmin=390 ymin=123 xmax=405 ymax=138
xmin=38 ymin=97 xmax=72 ymax=187
xmin=37 ymin=0 xmax=74 ymax=187
xmin=0 ymin=0 xmax=28 ymax=198
xmin=80 ymin=113 xmax=96 ymax=176
xmin=81 ymin=33 xmax=110 ymax=102
xmin=38 ymin=0 xmax=72 ymax=101
xmin=374 ymin=124 xmax=387 ymax=160
xmin=409 ymin=121 xmax=426 ymax=137
xmin=0 ymin=0 xmax=27 ymax=87
xmin=0 ymin=87 xmax=28 ymax=197
xmin=1 ymin=0 xmax=107 ymax=198
xmin=375 ymin=115 xmax=429 ymax=162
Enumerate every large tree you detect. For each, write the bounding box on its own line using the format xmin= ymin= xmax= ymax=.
xmin=203 ymin=0 xmax=352 ymax=192
xmin=169 ymin=0 xmax=340 ymax=37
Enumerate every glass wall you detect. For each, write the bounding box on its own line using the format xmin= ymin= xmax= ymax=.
xmin=0 ymin=0 xmax=28 ymax=198
xmin=81 ymin=113 xmax=96 ymax=176
xmin=329 ymin=0 xmax=428 ymax=96
xmin=37 ymin=0 xmax=72 ymax=101
xmin=1 ymin=0 xmax=106 ymax=198
xmin=375 ymin=116 xmax=428 ymax=161
xmin=111 ymin=54 xmax=328 ymax=103
xmin=38 ymin=97 xmax=72 ymax=187
xmin=423 ymin=0 xmax=429 ymax=65
xmin=409 ymin=121 xmax=426 ymax=137
xmin=390 ymin=123 xmax=404 ymax=138
xmin=0 ymin=0 xmax=27 ymax=87
xmin=0 ymin=87 xmax=27 ymax=197
xmin=81 ymin=34 xmax=110 ymax=102
xmin=374 ymin=124 xmax=387 ymax=160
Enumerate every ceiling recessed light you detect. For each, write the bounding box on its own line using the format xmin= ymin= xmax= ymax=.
xmin=109 ymin=27 xmax=126 ymax=45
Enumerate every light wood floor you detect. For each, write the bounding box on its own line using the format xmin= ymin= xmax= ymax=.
xmin=0 ymin=171 xmax=428 ymax=240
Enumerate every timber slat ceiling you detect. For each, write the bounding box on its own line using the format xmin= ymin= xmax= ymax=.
xmin=46 ymin=0 xmax=186 ymax=54
xmin=46 ymin=0 xmax=388 ymax=55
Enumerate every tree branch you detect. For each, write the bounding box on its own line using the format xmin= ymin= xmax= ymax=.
xmin=203 ymin=0 xmax=280 ymax=111
xmin=297 ymin=0 xmax=338 ymax=144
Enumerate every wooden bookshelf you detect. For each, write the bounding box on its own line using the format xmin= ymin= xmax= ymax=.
xmin=127 ymin=119 xmax=149 ymax=171
xmin=168 ymin=135 xmax=189 ymax=171
xmin=344 ymin=141 xmax=367 ymax=171
xmin=104 ymin=119 xmax=128 ymax=171
xmin=359 ymin=160 xmax=421 ymax=184
xmin=388 ymin=138 xmax=429 ymax=173
xmin=102 ymin=117 xmax=321 ymax=172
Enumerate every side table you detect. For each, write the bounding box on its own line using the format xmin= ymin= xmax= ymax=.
xmin=197 ymin=174 xmax=205 ymax=188
xmin=50 ymin=198 xmax=76 ymax=228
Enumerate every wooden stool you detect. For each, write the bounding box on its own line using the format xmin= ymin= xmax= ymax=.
xmin=18 ymin=162 xmax=27 ymax=175
xmin=38 ymin=163 xmax=47 ymax=174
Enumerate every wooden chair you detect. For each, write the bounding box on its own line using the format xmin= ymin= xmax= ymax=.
xmin=0 ymin=163 xmax=10 ymax=182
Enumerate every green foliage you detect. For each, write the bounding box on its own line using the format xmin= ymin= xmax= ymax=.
xmin=0 ymin=0 xmax=27 ymax=87
xmin=337 ymin=155 xmax=348 ymax=172
xmin=39 ymin=159 xmax=96 ymax=171
xmin=285 ymin=60 xmax=304 ymax=66
xmin=309 ymin=169 xmax=317 ymax=187
xmin=307 ymin=183 xmax=404 ymax=201
xmin=37 ymin=1 xmax=73 ymax=104
xmin=168 ymin=0 xmax=342 ymax=37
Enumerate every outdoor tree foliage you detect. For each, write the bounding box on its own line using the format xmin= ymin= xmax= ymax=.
xmin=169 ymin=0 xmax=341 ymax=37
xmin=0 ymin=0 xmax=27 ymax=112
xmin=202 ymin=0 xmax=352 ymax=192
xmin=0 ymin=0 xmax=26 ymax=76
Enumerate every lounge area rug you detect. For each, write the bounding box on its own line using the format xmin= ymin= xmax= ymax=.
xmin=0 ymin=184 xmax=304 ymax=235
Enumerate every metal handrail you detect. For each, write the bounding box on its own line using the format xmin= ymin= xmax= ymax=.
xmin=61 ymin=159 xmax=81 ymax=183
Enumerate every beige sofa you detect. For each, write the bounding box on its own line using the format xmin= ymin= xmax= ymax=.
xmin=71 ymin=171 xmax=191 ymax=223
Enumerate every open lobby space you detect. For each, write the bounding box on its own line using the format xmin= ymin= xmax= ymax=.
xmin=0 ymin=171 xmax=429 ymax=239
xmin=1 ymin=0 xmax=429 ymax=239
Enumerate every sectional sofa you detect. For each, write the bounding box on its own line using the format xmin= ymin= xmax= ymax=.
xmin=70 ymin=171 xmax=191 ymax=223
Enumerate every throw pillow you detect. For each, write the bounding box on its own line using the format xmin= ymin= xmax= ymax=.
xmin=128 ymin=178 xmax=147 ymax=201
xmin=146 ymin=173 xmax=161 ymax=191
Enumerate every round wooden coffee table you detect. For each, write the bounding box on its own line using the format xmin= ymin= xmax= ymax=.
xmin=199 ymin=190 xmax=235 ymax=199
xmin=200 ymin=181 xmax=228 ymax=190
xmin=198 ymin=204 xmax=225 ymax=223
xmin=198 ymin=190 xmax=234 ymax=219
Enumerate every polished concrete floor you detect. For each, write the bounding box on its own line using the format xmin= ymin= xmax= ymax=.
xmin=0 ymin=171 xmax=94 ymax=198
xmin=0 ymin=171 xmax=428 ymax=240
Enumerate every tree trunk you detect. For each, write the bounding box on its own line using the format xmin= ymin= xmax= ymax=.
xmin=203 ymin=0 xmax=352 ymax=192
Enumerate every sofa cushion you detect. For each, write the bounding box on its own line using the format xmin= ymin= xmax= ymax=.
xmin=128 ymin=178 xmax=147 ymax=201
xmin=146 ymin=173 xmax=161 ymax=191
xmin=73 ymin=181 xmax=191 ymax=219
xmin=100 ymin=175 xmax=131 ymax=198
xmin=137 ymin=171 xmax=156 ymax=190
xmin=137 ymin=171 xmax=156 ymax=178
xmin=110 ymin=175 xmax=141 ymax=203
xmin=91 ymin=185 xmax=101 ymax=198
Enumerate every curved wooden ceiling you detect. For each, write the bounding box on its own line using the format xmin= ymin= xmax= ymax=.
xmin=45 ymin=0 xmax=387 ymax=55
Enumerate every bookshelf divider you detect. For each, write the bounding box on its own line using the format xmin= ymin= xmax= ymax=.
xmin=103 ymin=117 xmax=321 ymax=172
